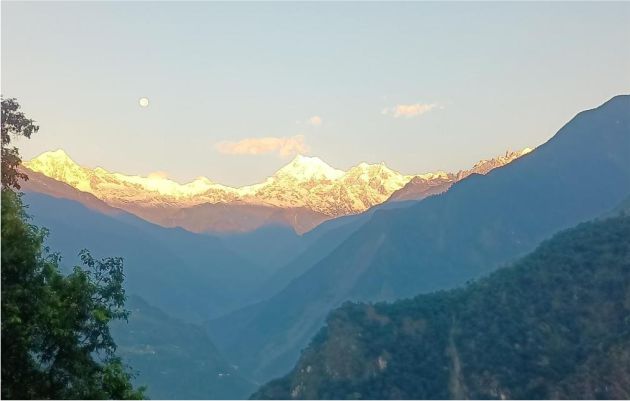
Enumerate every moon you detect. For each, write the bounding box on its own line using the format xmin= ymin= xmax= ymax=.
xmin=139 ymin=97 xmax=149 ymax=108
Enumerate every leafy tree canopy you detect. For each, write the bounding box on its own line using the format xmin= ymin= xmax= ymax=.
xmin=1 ymin=98 xmax=144 ymax=399
xmin=1 ymin=97 xmax=39 ymax=190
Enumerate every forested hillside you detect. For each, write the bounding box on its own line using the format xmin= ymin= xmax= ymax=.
xmin=254 ymin=215 xmax=630 ymax=399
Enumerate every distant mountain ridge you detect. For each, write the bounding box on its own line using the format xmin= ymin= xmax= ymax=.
xmin=388 ymin=148 xmax=532 ymax=202
xmin=23 ymin=149 xmax=530 ymax=233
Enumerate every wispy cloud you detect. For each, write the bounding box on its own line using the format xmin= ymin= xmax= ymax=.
xmin=215 ymin=135 xmax=309 ymax=157
xmin=307 ymin=115 xmax=323 ymax=126
xmin=147 ymin=171 xmax=169 ymax=179
xmin=382 ymin=103 xmax=438 ymax=118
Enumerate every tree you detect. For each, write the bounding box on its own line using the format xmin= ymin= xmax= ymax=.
xmin=1 ymin=97 xmax=39 ymax=190
xmin=1 ymin=98 xmax=144 ymax=399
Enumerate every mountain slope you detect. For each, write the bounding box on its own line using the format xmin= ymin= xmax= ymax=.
xmin=253 ymin=215 xmax=630 ymax=399
xmin=210 ymin=95 xmax=630 ymax=382
xmin=164 ymin=202 xmax=330 ymax=235
xmin=23 ymin=150 xmax=528 ymax=234
xmin=19 ymin=171 xmax=345 ymax=284
xmin=22 ymin=192 xmax=268 ymax=321
xmin=253 ymin=200 xmax=421 ymax=303
xmin=18 ymin=172 xmax=349 ymax=303
xmin=111 ymin=296 xmax=255 ymax=400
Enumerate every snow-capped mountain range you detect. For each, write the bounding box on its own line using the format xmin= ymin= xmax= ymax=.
xmin=22 ymin=148 xmax=531 ymax=232
xmin=388 ymin=148 xmax=533 ymax=202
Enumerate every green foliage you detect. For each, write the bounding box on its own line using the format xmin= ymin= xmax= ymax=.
xmin=1 ymin=98 xmax=143 ymax=399
xmin=1 ymin=189 xmax=145 ymax=399
xmin=1 ymin=97 xmax=39 ymax=190
xmin=254 ymin=216 xmax=630 ymax=399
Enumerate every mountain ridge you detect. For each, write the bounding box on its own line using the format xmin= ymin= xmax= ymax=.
xmin=23 ymin=149 xmax=531 ymax=233
xmin=387 ymin=148 xmax=532 ymax=202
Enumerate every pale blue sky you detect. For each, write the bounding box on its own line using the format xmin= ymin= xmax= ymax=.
xmin=3 ymin=2 xmax=629 ymax=186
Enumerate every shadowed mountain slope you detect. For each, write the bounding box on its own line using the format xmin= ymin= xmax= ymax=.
xmin=210 ymin=95 xmax=630 ymax=382
xmin=22 ymin=192 xmax=268 ymax=322
xmin=111 ymin=296 xmax=255 ymax=400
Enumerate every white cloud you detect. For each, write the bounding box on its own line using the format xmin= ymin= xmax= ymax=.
xmin=382 ymin=103 xmax=438 ymax=118
xmin=307 ymin=115 xmax=323 ymax=126
xmin=215 ymin=135 xmax=309 ymax=157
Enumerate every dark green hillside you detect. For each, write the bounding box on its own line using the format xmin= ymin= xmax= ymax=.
xmin=111 ymin=296 xmax=255 ymax=399
xmin=254 ymin=215 xmax=630 ymax=399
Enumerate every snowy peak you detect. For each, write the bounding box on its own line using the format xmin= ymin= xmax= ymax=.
xmin=24 ymin=149 xmax=93 ymax=192
xmin=275 ymin=155 xmax=344 ymax=181
xmin=25 ymin=149 xmax=77 ymax=168
xmin=344 ymin=162 xmax=412 ymax=193
xmin=36 ymin=148 xmax=73 ymax=162
xmin=346 ymin=161 xmax=400 ymax=178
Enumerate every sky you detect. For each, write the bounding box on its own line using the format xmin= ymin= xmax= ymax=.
xmin=2 ymin=2 xmax=630 ymax=187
